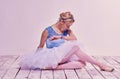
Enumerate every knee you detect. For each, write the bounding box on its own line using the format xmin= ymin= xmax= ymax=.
xmin=79 ymin=61 xmax=86 ymax=68
xmin=79 ymin=60 xmax=86 ymax=66
xmin=83 ymin=62 xmax=86 ymax=66
xmin=72 ymin=45 xmax=80 ymax=51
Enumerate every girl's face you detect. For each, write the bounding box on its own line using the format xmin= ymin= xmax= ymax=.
xmin=61 ymin=20 xmax=73 ymax=31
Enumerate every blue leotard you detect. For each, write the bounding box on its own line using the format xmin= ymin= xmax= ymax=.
xmin=45 ymin=26 xmax=68 ymax=48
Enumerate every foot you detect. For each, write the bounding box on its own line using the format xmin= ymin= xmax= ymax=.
xmin=100 ymin=66 xmax=114 ymax=72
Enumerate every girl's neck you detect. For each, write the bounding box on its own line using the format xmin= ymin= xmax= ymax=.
xmin=52 ymin=22 xmax=63 ymax=32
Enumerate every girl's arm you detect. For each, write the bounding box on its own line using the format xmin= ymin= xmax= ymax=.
xmin=62 ymin=29 xmax=77 ymax=40
xmin=37 ymin=30 xmax=48 ymax=48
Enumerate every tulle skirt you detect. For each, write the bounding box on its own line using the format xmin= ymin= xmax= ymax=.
xmin=18 ymin=40 xmax=86 ymax=69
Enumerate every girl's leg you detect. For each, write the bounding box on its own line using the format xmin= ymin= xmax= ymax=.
xmin=59 ymin=46 xmax=114 ymax=71
xmin=55 ymin=46 xmax=87 ymax=69
xmin=74 ymin=47 xmax=114 ymax=71
xmin=56 ymin=61 xmax=86 ymax=69
xmin=60 ymin=46 xmax=80 ymax=64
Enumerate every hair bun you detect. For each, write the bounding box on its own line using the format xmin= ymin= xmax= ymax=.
xmin=59 ymin=12 xmax=74 ymax=22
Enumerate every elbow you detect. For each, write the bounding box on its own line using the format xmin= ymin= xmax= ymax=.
xmin=67 ymin=37 xmax=77 ymax=40
xmin=73 ymin=37 xmax=77 ymax=40
xmin=63 ymin=36 xmax=77 ymax=40
xmin=71 ymin=36 xmax=77 ymax=40
xmin=69 ymin=35 xmax=77 ymax=40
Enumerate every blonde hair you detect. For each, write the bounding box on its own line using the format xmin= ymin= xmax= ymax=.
xmin=59 ymin=12 xmax=75 ymax=22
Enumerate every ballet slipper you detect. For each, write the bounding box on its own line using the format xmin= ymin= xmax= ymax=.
xmin=100 ymin=66 xmax=114 ymax=72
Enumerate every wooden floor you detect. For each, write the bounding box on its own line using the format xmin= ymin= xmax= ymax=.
xmin=0 ymin=55 xmax=120 ymax=79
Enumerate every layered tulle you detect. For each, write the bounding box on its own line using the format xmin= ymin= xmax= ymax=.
xmin=18 ymin=40 xmax=85 ymax=69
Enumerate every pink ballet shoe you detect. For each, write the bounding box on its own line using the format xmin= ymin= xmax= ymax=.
xmin=100 ymin=66 xmax=114 ymax=72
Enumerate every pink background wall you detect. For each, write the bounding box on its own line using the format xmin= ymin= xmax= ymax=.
xmin=0 ymin=0 xmax=120 ymax=55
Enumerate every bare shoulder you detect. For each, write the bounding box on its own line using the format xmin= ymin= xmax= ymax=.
xmin=41 ymin=29 xmax=48 ymax=37
xmin=43 ymin=29 xmax=48 ymax=33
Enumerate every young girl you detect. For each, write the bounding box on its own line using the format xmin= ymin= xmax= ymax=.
xmin=19 ymin=12 xmax=114 ymax=72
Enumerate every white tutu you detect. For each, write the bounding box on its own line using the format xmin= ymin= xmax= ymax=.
xmin=18 ymin=40 xmax=85 ymax=69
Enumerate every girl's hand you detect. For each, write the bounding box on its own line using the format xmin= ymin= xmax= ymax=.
xmin=49 ymin=36 xmax=61 ymax=41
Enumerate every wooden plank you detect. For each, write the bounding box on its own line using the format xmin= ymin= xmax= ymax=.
xmin=15 ymin=69 xmax=31 ymax=79
xmin=104 ymin=56 xmax=119 ymax=65
xmin=93 ymin=56 xmax=118 ymax=79
xmin=14 ymin=56 xmax=31 ymax=79
xmin=2 ymin=56 xmax=21 ymax=79
xmin=103 ymin=56 xmax=120 ymax=79
xmin=85 ymin=63 xmax=105 ymax=79
xmin=0 ymin=56 xmax=9 ymax=67
xmin=1 ymin=55 xmax=120 ymax=79
xmin=41 ymin=70 xmax=53 ymax=79
xmin=112 ymin=56 xmax=120 ymax=60
xmin=53 ymin=70 xmax=66 ymax=79
xmin=64 ymin=69 xmax=79 ymax=79
xmin=75 ymin=68 xmax=92 ymax=79
xmin=28 ymin=70 xmax=41 ymax=79
xmin=0 ymin=55 xmax=18 ymax=79
xmin=104 ymin=56 xmax=120 ymax=69
xmin=111 ymin=56 xmax=120 ymax=68
xmin=0 ymin=55 xmax=15 ymax=67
